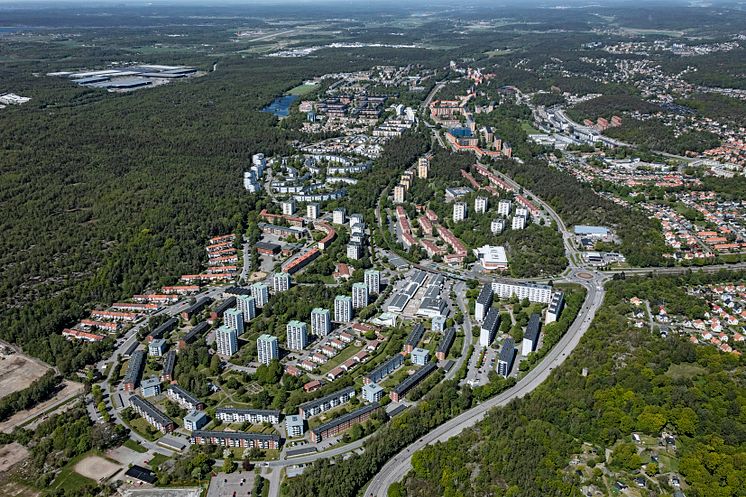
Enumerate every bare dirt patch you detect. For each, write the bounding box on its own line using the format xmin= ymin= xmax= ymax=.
xmin=0 ymin=481 xmax=40 ymax=497
xmin=0 ymin=351 xmax=50 ymax=400
xmin=73 ymin=455 xmax=122 ymax=482
xmin=0 ymin=442 xmax=29 ymax=473
xmin=0 ymin=380 xmax=84 ymax=433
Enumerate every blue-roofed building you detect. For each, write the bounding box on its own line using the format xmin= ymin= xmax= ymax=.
xmin=361 ymin=383 xmax=385 ymax=403
xmin=285 ymin=414 xmax=305 ymax=438
xmin=431 ymin=315 xmax=446 ymax=333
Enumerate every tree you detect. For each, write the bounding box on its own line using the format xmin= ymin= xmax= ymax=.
xmin=387 ymin=482 xmax=404 ymax=497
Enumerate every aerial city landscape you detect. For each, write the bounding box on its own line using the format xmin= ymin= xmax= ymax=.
xmin=0 ymin=1 xmax=744 ymax=497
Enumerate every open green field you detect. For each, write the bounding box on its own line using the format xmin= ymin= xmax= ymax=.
xmin=126 ymin=417 xmax=161 ymax=442
xmin=49 ymin=454 xmax=96 ymax=493
xmin=148 ymin=453 xmax=170 ymax=468
xmin=665 ymin=362 xmax=706 ymax=380
xmin=521 ymin=120 xmax=542 ymax=134
xmin=287 ymin=83 xmax=318 ymax=96
xmin=485 ymin=48 xmax=513 ymax=57
xmin=123 ymin=439 xmax=148 ymax=453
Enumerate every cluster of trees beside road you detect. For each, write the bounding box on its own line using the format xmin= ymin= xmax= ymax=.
xmin=402 ymin=271 xmax=746 ymax=497
xmin=0 ymin=371 xmax=61 ymax=422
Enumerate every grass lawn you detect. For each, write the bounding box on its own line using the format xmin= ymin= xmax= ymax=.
xmin=125 ymin=417 xmax=160 ymax=442
xmin=49 ymin=453 xmax=96 ymax=493
xmin=484 ymin=48 xmax=512 ymax=57
xmin=123 ymin=439 xmax=148 ymax=453
xmin=658 ymin=452 xmax=680 ymax=473
xmin=148 ymin=453 xmax=170 ymax=468
xmin=449 ymin=335 xmax=464 ymax=360
xmin=248 ymin=423 xmax=277 ymax=434
xmin=379 ymin=366 xmax=414 ymax=389
xmin=287 ymin=83 xmax=317 ymax=96
xmin=665 ymin=363 xmax=705 ymax=381
xmin=318 ymin=344 xmax=363 ymax=374
xmin=520 ymin=120 xmax=542 ymax=134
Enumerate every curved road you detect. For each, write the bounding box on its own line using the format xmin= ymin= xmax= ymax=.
xmin=368 ymin=274 xmax=605 ymax=496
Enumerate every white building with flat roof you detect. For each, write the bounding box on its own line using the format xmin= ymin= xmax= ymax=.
xmin=306 ymin=203 xmax=320 ymax=219
xmin=251 ymin=282 xmax=269 ymax=308
xmin=512 ymin=215 xmax=526 ymax=230
xmin=237 ymin=294 xmax=256 ymax=322
xmin=286 ymin=321 xmax=308 ymax=351
xmin=497 ymin=199 xmax=512 ymax=216
xmin=281 ymin=199 xmax=296 ymax=216
xmin=273 ymin=272 xmax=291 ymax=293
xmin=216 ymin=325 xmax=238 ymax=356
xmin=334 ymin=295 xmax=353 ymax=322
xmin=311 ymin=308 xmax=331 ymax=336
xmin=474 ymin=197 xmax=488 ymax=214
xmin=453 ymin=202 xmax=467 ymax=222
xmin=364 ymin=269 xmax=381 ymax=295
xmin=224 ymin=308 xmax=245 ymax=334
xmin=491 ymin=281 xmax=553 ymax=304
xmin=257 ymin=334 xmax=279 ymax=365
xmin=473 ymin=245 xmax=508 ymax=270
xmin=332 ymin=208 xmax=346 ymax=225
xmin=393 ymin=185 xmax=405 ymax=203
xmin=352 ymin=282 xmax=369 ymax=309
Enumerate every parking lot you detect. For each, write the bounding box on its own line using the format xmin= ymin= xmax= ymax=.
xmin=206 ymin=471 xmax=255 ymax=497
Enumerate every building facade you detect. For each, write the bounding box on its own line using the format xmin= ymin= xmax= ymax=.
xmin=334 ymin=295 xmax=353 ymax=322
xmin=257 ymin=334 xmax=279 ymax=365
xmin=223 ymin=308 xmax=244 ymax=334
xmin=453 ymin=202 xmax=467 ymax=222
xmin=364 ymin=269 xmax=381 ymax=295
xmin=286 ymin=321 xmax=308 ymax=351
xmin=251 ymin=282 xmax=269 ymax=308
xmin=237 ymin=295 xmax=256 ymax=322
xmin=311 ymin=308 xmax=331 ymax=336
xmin=216 ymin=325 xmax=238 ymax=356
xmin=352 ymin=282 xmax=369 ymax=309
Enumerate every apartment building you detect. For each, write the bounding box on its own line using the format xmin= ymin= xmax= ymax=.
xmin=251 ymin=282 xmax=269 ymax=308
xmin=311 ymin=308 xmax=331 ymax=336
xmin=216 ymin=325 xmax=238 ymax=356
xmin=334 ymin=295 xmax=353 ymax=322
xmin=286 ymin=321 xmax=308 ymax=351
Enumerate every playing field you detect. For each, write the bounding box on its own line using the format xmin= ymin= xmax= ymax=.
xmin=74 ymin=455 xmax=122 ymax=482
xmin=0 ymin=351 xmax=50 ymax=400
